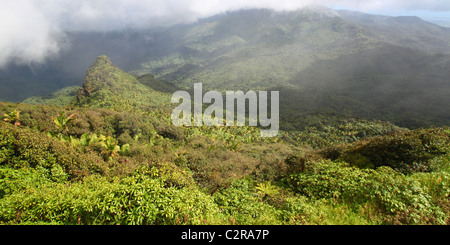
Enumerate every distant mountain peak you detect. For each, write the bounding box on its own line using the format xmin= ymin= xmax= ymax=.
xmin=75 ymin=55 xmax=170 ymax=111
xmin=78 ymin=55 xmax=116 ymax=99
xmin=92 ymin=55 xmax=112 ymax=66
xmin=76 ymin=55 xmax=136 ymax=104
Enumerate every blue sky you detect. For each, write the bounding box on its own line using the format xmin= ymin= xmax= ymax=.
xmin=330 ymin=5 xmax=450 ymax=26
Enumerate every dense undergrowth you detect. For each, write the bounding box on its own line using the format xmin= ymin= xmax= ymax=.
xmin=1 ymin=102 xmax=449 ymax=225
xmin=1 ymin=56 xmax=449 ymax=225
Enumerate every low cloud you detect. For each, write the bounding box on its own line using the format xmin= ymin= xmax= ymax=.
xmin=1 ymin=0 xmax=449 ymax=68
xmin=0 ymin=1 xmax=67 ymax=67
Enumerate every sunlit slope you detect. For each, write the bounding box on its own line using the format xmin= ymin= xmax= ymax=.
xmin=76 ymin=55 xmax=171 ymax=112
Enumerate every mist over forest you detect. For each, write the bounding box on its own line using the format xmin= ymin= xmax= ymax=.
xmin=2 ymin=7 xmax=449 ymax=129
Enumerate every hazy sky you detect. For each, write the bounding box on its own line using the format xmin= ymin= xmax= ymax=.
xmin=1 ymin=0 xmax=449 ymax=67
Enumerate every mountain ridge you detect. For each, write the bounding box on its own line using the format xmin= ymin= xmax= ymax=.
xmin=1 ymin=7 xmax=449 ymax=101
xmin=1 ymin=7 xmax=450 ymax=225
xmin=0 ymin=7 xmax=449 ymax=129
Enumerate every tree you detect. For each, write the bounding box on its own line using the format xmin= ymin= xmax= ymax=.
xmin=54 ymin=112 xmax=75 ymax=133
xmin=3 ymin=110 xmax=21 ymax=126
xmin=99 ymin=136 xmax=121 ymax=160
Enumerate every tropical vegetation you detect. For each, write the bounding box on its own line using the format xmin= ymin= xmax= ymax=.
xmin=1 ymin=56 xmax=449 ymax=225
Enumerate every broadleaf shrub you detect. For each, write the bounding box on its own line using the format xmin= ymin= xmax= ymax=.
xmin=283 ymin=160 xmax=447 ymax=224
xmin=0 ymin=122 xmax=108 ymax=180
xmin=0 ymin=166 xmax=227 ymax=225
xmin=336 ymin=128 xmax=449 ymax=174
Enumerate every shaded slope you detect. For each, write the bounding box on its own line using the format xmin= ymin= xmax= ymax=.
xmin=278 ymin=44 xmax=450 ymax=129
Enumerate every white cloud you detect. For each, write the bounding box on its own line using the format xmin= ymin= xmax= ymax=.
xmin=0 ymin=1 xmax=66 ymax=67
xmin=1 ymin=0 xmax=449 ymax=67
xmin=25 ymin=0 xmax=450 ymax=31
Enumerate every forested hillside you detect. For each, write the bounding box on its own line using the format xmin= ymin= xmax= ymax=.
xmin=2 ymin=8 xmax=449 ymax=129
xmin=1 ymin=56 xmax=449 ymax=225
